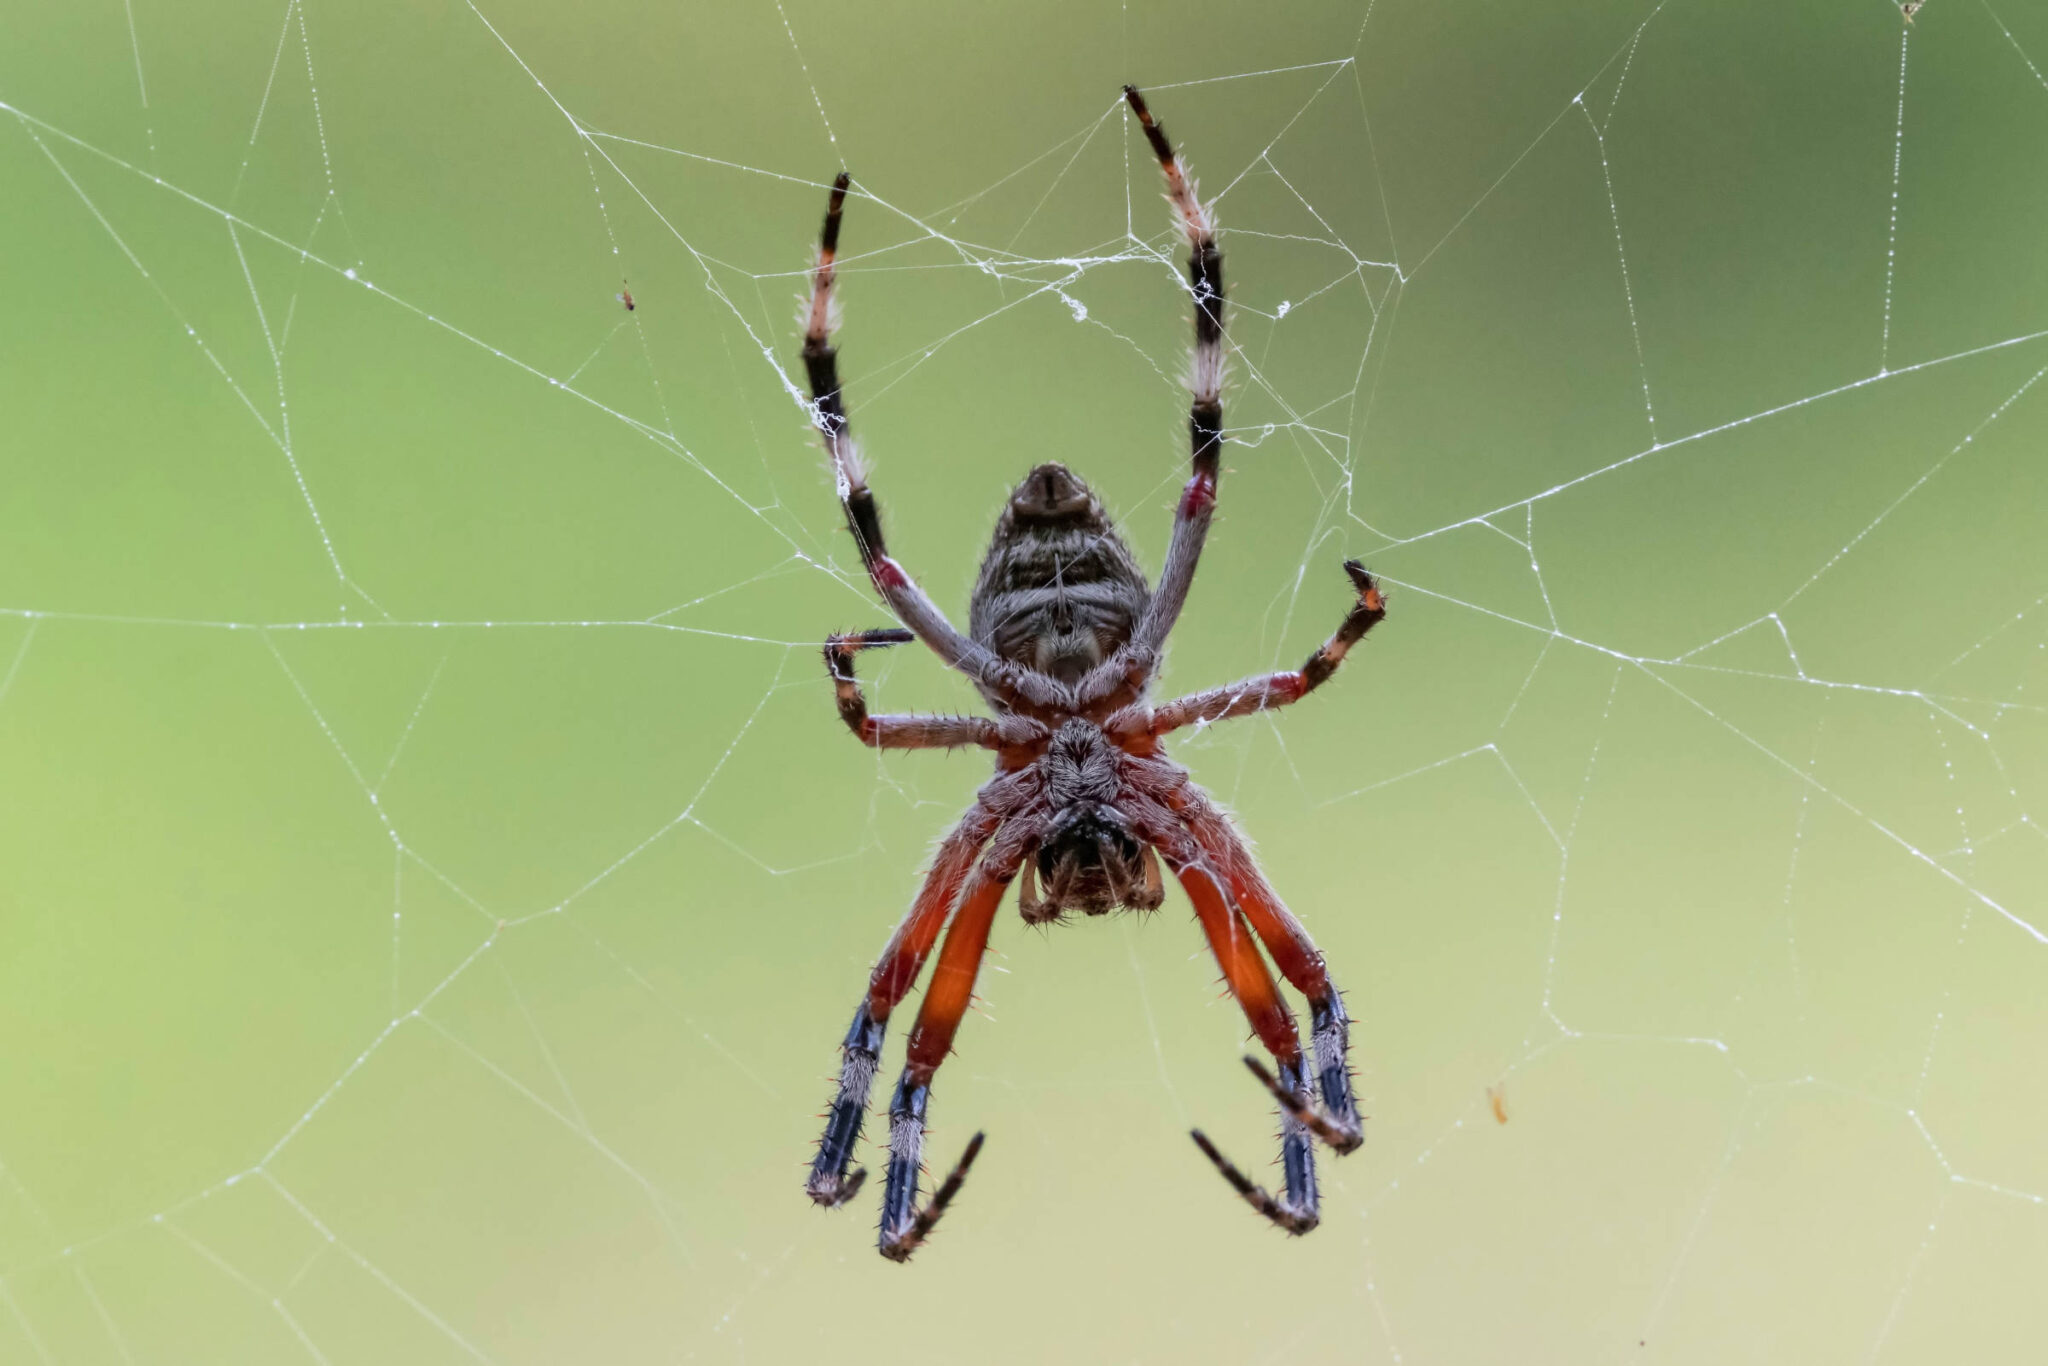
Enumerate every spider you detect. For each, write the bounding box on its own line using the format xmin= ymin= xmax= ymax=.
xmin=800 ymin=86 xmax=1386 ymax=1261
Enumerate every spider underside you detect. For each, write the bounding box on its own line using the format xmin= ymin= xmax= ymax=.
xmin=800 ymin=87 xmax=1387 ymax=1262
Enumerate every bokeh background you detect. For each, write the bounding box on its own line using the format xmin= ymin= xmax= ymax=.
xmin=3 ymin=0 xmax=2046 ymax=1361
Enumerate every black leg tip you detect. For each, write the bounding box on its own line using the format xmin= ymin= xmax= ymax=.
xmin=1190 ymin=1126 xmax=1318 ymax=1235
xmin=1244 ymin=1054 xmax=1365 ymax=1155
xmin=876 ymin=1132 xmax=987 ymax=1263
xmin=1188 ymin=1128 xmax=1248 ymax=1193
xmin=807 ymin=1164 xmax=867 ymax=1209
xmin=1243 ymin=1053 xmax=1290 ymax=1104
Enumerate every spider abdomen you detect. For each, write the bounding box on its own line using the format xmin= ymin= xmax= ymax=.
xmin=969 ymin=463 xmax=1150 ymax=688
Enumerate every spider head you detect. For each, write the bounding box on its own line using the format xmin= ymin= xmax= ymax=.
xmin=1035 ymin=801 xmax=1146 ymax=917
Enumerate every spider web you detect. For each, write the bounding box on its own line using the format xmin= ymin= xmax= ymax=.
xmin=1 ymin=0 xmax=2045 ymax=1360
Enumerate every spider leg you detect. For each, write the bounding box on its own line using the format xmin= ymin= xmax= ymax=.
xmin=1177 ymin=859 xmax=1319 ymax=1233
xmin=1242 ymin=1055 xmax=1360 ymax=1153
xmin=824 ymin=630 xmax=1009 ymax=751
xmin=1135 ymin=563 xmax=1387 ymax=739
xmin=1081 ymin=87 xmax=1225 ymax=709
xmin=1189 ymin=1128 xmax=1309 ymax=1231
xmin=1132 ymin=803 xmax=1318 ymax=1232
xmin=1146 ymin=767 xmax=1366 ymax=1153
xmin=878 ymin=824 xmax=1036 ymax=1261
xmin=806 ymin=774 xmax=1030 ymax=1207
xmin=885 ymin=1129 xmax=985 ymax=1259
xmin=807 ymin=1002 xmax=884 ymax=1209
xmin=1122 ymin=757 xmax=1359 ymax=1155
xmin=802 ymin=176 xmax=1065 ymax=711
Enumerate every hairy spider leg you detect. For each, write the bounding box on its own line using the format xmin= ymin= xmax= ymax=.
xmin=1141 ymin=562 xmax=1387 ymax=736
xmin=1081 ymin=86 xmax=1226 ymax=709
xmin=1104 ymin=565 xmax=1385 ymax=1147
xmin=879 ymin=831 xmax=1031 ymax=1261
xmin=1168 ymin=855 xmax=1320 ymax=1233
xmin=802 ymin=174 xmax=1066 ymax=710
xmin=1167 ymin=784 xmax=1365 ymax=1152
xmin=824 ymin=630 xmax=1004 ymax=751
xmin=1114 ymin=744 xmax=1367 ymax=1152
xmin=1125 ymin=794 xmax=1318 ymax=1231
xmin=806 ymin=790 xmax=1004 ymax=1208
xmin=1188 ymin=1128 xmax=1312 ymax=1236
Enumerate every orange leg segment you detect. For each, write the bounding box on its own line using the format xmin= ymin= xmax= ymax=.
xmin=881 ymin=858 xmax=1020 ymax=1260
xmin=1170 ymin=787 xmax=1363 ymax=1153
xmin=905 ymin=867 xmax=1014 ymax=1076
xmin=868 ymin=808 xmax=1000 ymax=1016
xmin=1169 ymin=790 xmax=1328 ymax=994
xmin=808 ymin=797 xmax=1002 ymax=1209
xmin=1172 ymin=861 xmax=1301 ymax=1065
xmin=1167 ymin=854 xmax=1320 ymax=1231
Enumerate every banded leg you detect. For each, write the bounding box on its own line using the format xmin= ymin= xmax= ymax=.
xmin=1088 ymin=86 xmax=1226 ymax=706
xmin=877 ymin=832 xmax=1031 ymax=1261
xmin=805 ymin=783 xmax=1015 ymax=1206
xmin=1170 ymin=782 xmax=1365 ymax=1153
xmin=1132 ymin=803 xmax=1318 ymax=1233
xmin=807 ymin=1003 xmax=884 ymax=1207
xmin=802 ymin=175 xmax=1064 ymax=710
xmin=1139 ymin=562 xmax=1387 ymax=738
xmin=1174 ymin=856 xmax=1319 ymax=1233
xmin=824 ymin=630 xmax=1002 ymax=751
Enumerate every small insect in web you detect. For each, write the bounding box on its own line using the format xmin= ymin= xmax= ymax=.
xmin=797 ymin=86 xmax=1388 ymax=1261
xmin=1900 ymin=1 xmax=1922 ymax=23
xmin=616 ymin=282 xmax=635 ymax=311
xmin=1488 ymin=1084 xmax=1508 ymax=1124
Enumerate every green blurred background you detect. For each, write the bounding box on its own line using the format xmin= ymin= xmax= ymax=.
xmin=2 ymin=0 xmax=2046 ymax=1361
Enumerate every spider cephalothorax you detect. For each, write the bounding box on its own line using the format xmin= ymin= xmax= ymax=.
xmin=800 ymin=87 xmax=1388 ymax=1262
xmin=1020 ymin=719 xmax=1164 ymax=922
